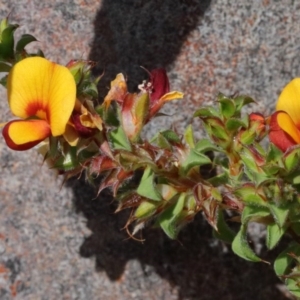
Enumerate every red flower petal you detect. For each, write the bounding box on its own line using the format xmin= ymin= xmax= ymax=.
xmin=269 ymin=111 xmax=298 ymax=152
xmin=2 ymin=119 xmax=51 ymax=151
xmin=150 ymin=69 xmax=170 ymax=103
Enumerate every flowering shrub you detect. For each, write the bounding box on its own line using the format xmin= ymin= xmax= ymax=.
xmin=1 ymin=17 xmax=300 ymax=297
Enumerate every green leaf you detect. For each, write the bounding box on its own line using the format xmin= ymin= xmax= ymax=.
xmin=133 ymin=93 xmax=149 ymax=130
xmin=118 ymin=151 xmax=155 ymax=171
xmin=0 ymin=18 xmax=8 ymax=35
xmin=181 ymin=149 xmax=211 ymax=174
xmin=207 ymin=173 xmax=229 ymax=186
xmin=33 ymin=48 xmax=45 ymax=58
xmin=0 ymin=74 xmax=7 ymax=87
xmin=82 ymin=82 xmax=99 ymax=99
xmin=158 ymin=193 xmax=186 ymax=239
xmin=16 ymin=34 xmax=37 ymax=52
xmin=225 ymin=118 xmax=247 ymax=131
xmin=241 ymin=206 xmax=270 ymax=224
xmin=234 ymin=95 xmax=256 ymax=111
xmin=195 ymin=139 xmax=222 ymax=153
xmin=234 ymin=186 xmax=268 ymax=207
xmin=159 ymin=130 xmax=181 ymax=143
xmin=53 ymin=147 xmax=78 ymax=171
xmin=0 ymin=61 xmax=10 ymax=72
xmin=268 ymin=202 xmax=289 ymax=228
xmin=156 ymin=133 xmax=172 ymax=149
xmin=232 ymin=225 xmax=262 ymax=262
xmin=135 ymin=200 xmax=157 ymax=219
xmin=274 ymin=242 xmax=300 ymax=276
xmin=136 ymin=167 xmax=162 ymax=201
xmin=240 ymin=129 xmax=256 ymax=145
xmin=207 ymin=118 xmax=228 ymax=140
xmin=0 ymin=24 xmax=18 ymax=59
xmin=266 ymin=144 xmax=283 ymax=163
xmin=284 ymin=147 xmax=300 ymax=173
xmin=266 ymin=222 xmax=287 ymax=250
xmin=286 ymin=279 xmax=300 ymax=298
xmin=184 ymin=124 xmax=195 ymax=148
xmin=219 ymin=98 xmax=236 ymax=118
xmin=97 ymin=103 xmax=119 ymax=127
xmin=213 ymin=211 xmax=235 ymax=243
xmin=109 ymin=126 xmax=131 ymax=151
xmin=194 ymin=106 xmax=219 ymax=118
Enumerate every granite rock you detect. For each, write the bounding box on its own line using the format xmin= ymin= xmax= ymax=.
xmin=0 ymin=0 xmax=298 ymax=299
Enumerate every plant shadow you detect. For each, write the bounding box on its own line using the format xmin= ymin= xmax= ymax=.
xmin=69 ymin=0 xmax=290 ymax=299
xmin=69 ymin=177 xmax=288 ymax=299
xmin=89 ymin=0 xmax=212 ymax=98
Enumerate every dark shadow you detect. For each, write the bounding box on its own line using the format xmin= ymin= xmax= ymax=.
xmin=68 ymin=1 xmax=290 ymax=299
xmin=89 ymin=0 xmax=211 ymax=98
xmin=69 ymin=177 xmax=288 ymax=300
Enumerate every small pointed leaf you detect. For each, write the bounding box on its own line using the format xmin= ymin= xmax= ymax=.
xmin=225 ymin=118 xmax=248 ymax=131
xmin=268 ymin=202 xmax=289 ymax=228
xmin=181 ymin=149 xmax=211 ymax=174
xmin=234 ymin=95 xmax=256 ymax=111
xmin=195 ymin=139 xmax=221 ymax=153
xmin=219 ymin=98 xmax=236 ymax=118
xmin=241 ymin=206 xmax=270 ymax=224
xmin=213 ymin=211 xmax=235 ymax=244
xmin=0 ymin=24 xmax=18 ymax=59
xmin=16 ymin=34 xmax=37 ymax=52
xmin=234 ymin=186 xmax=268 ymax=207
xmin=109 ymin=126 xmax=132 ymax=151
xmin=286 ymin=279 xmax=300 ymax=298
xmin=232 ymin=225 xmax=262 ymax=262
xmin=274 ymin=242 xmax=300 ymax=276
xmin=136 ymin=167 xmax=162 ymax=201
xmin=184 ymin=124 xmax=195 ymax=148
xmin=266 ymin=222 xmax=287 ymax=250
xmin=158 ymin=193 xmax=186 ymax=239
xmin=159 ymin=130 xmax=181 ymax=143
xmin=194 ymin=106 xmax=220 ymax=118
xmin=135 ymin=200 xmax=157 ymax=219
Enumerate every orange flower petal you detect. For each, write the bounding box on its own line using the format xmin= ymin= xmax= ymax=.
xmin=277 ymin=78 xmax=300 ymax=127
xmin=7 ymin=57 xmax=76 ymax=136
xmin=159 ymin=91 xmax=184 ymax=102
xmin=2 ymin=119 xmax=51 ymax=151
xmin=63 ymin=123 xmax=79 ymax=146
xmin=103 ymin=73 xmax=127 ymax=109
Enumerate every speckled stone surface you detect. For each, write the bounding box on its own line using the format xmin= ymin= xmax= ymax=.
xmin=0 ymin=0 xmax=299 ymax=299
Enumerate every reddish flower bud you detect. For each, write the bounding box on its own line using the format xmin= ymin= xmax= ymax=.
xmin=71 ymin=113 xmax=96 ymax=138
xmin=149 ymin=69 xmax=170 ymax=103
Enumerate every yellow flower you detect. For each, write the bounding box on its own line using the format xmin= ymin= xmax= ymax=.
xmin=268 ymin=78 xmax=300 ymax=151
xmin=2 ymin=57 xmax=76 ymax=150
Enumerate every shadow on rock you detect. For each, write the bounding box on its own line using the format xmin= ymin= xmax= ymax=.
xmin=89 ymin=0 xmax=211 ymax=98
xmin=68 ymin=176 xmax=288 ymax=300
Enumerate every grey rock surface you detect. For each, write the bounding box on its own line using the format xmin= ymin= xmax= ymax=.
xmin=0 ymin=0 xmax=298 ymax=299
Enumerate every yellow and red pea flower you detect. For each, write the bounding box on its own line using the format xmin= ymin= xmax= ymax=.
xmin=269 ymin=78 xmax=300 ymax=151
xmin=2 ymin=57 xmax=77 ymax=150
